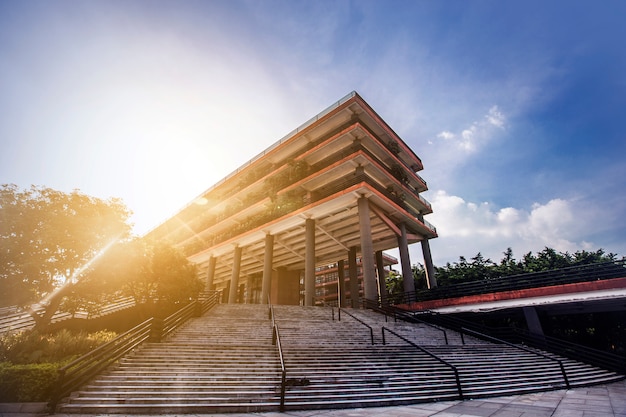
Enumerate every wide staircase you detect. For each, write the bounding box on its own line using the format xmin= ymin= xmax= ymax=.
xmin=58 ymin=304 xmax=283 ymax=414
xmin=57 ymin=303 xmax=625 ymax=414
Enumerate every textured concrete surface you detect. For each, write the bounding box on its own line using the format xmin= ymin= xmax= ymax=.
xmin=1 ymin=379 xmax=624 ymax=417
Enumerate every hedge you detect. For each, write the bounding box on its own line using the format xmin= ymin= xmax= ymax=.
xmin=0 ymin=362 xmax=59 ymax=402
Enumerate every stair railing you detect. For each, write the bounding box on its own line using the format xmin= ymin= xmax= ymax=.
xmin=338 ymin=307 xmax=374 ymax=345
xmin=268 ymin=299 xmax=287 ymax=412
xmin=460 ymin=327 xmax=570 ymax=389
xmin=48 ymin=317 xmax=154 ymax=412
xmin=363 ymin=299 xmax=449 ymax=345
xmin=382 ymin=260 xmax=626 ymax=306
xmin=381 ymin=327 xmax=464 ymax=400
xmin=48 ymin=295 xmax=220 ymax=412
xmin=498 ymin=327 xmax=626 ymax=375
xmin=412 ymin=308 xmax=623 ymax=381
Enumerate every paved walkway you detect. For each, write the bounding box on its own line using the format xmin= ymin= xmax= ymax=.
xmin=2 ymin=380 xmax=624 ymax=417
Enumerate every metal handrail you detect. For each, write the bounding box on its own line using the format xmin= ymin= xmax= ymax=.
xmin=363 ymin=299 xmax=449 ymax=345
xmin=48 ymin=296 xmax=220 ymax=412
xmin=381 ymin=327 xmax=464 ymax=400
xmin=337 ymin=307 xmax=375 ymax=345
xmin=161 ymin=302 xmax=197 ymax=339
xmin=502 ymin=327 xmax=626 ymax=375
xmin=460 ymin=327 xmax=570 ymax=389
xmin=382 ymin=260 xmax=626 ymax=306
xmin=412 ymin=307 xmax=624 ymax=379
xmin=268 ymin=298 xmax=287 ymax=412
xmin=48 ymin=317 xmax=154 ymax=411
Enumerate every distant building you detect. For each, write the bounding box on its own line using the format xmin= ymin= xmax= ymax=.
xmin=148 ymin=92 xmax=437 ymax=305
xmin=314 ymin=253 xmax=398 ymax=306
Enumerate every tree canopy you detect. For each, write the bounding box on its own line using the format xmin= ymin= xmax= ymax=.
xmin=0 ymin=184 xmax=131 ymax=308
xmin=387 ymin=247 xmax=621 ymax=300
xmin=84 ymin=238 xmax=203 ymax=316
xmin=433 ymin=247 xmax=618 ymax=287
xmin=0 ymin=184 xmax=203 ymax=330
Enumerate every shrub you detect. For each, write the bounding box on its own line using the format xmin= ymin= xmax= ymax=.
xmin=0 ymin=329 xmax=117 ymax=402
xmin=0 ymin=329 xmax=117 ymax=364
xmin=0 ymin=362 xmax=58 ymax=402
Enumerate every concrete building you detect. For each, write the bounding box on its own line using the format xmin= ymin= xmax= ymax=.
xmin=148 ymin=92 xmax=437 ymax=306
xmin=314 ymin=253 xmax=398 ymax=307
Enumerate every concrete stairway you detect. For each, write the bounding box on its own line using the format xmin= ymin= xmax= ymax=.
xmin=58 ymin=304 xmax=282 ymax=414
xmin=58 ymin=303 xmax=625 ymax=414
xmin=274 ymin=305 xmax=460 ymax=409
xmin=346 ymin=308 xmax=625 ymax=397
xmin=274 ymin=306 xmax=624 ymax=409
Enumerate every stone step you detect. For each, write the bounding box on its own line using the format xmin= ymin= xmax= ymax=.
xmin=59 ymin=402 xmax=280 ymax=414
xmin=57 ymin=303 xmax=624 ymax=414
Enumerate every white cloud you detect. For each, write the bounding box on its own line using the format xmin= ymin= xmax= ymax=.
xmin=419 ymin=191 xmax=596 ymax=265
xmin=435 ymin=106 xmax=506 ymax=154
xmin=437 ymin=131 xmax=455 ymax=140
xmin=486 ymin=105 xmax=505 ymax=128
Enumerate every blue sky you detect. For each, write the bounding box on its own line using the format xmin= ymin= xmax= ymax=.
xmin=1 ymin=0 xmax=625 ymax=267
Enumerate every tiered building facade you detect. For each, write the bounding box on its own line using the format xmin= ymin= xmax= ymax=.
xmin=148 ymin=92 xmax=437 ymax=306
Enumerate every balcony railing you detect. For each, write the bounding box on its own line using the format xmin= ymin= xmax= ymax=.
xmin=183 ymin=171 xmax=435 ymax=255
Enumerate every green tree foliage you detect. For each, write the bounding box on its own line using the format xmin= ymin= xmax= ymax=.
xmin=1 ymin=184 xmax=202 ymax=330
xmin=435 ymin=247 xmax=618 ymax=286
xmin=386 ymin=246 xmax=619 ymax=299
xmin=85 ymin=238 xmax=203 ymax=315
xmin=0 ymin=184 xmax=132 ymax=328
xmin=384 ymin=270 xmax=404 ymax=299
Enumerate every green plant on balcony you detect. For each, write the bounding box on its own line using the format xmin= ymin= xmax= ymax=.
xmin=390 ymin=163 xmax=409 ymax=185
xmin=386 ymin=140 xmax=401 ymax=155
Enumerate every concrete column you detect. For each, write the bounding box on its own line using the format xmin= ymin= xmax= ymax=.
xmin=398 ymin=223 xmax=415 ymax=298
xmin=261 ymin=233 xmax=274 ymax=304
xmin=358 ymin=197 xmax=378 ymax=302
xmin=523 ymin=306 xmax=545 ymax=337
xmin=337 ymin=259 xmax=346 ymax=308
xmin=304 ymin=218 xmax=316 ymax=306
xmin=228 ymin=245 xmax=242 ymax=304
xmin=348 ymin=247 xmax=359 ymax=307
xmin=420 ymin=238 xmax=437 ymax=289
xmin=206 ymin=256 xmax=216 ymax=291
xmin=376 ymin=250 xmax=388 ymax=302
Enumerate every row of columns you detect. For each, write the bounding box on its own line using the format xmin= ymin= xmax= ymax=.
xmin=206 ymin=196 xmax=437 ymax=305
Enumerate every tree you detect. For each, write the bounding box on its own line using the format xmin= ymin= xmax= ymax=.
xmin=0 ymin=184 xmax=131 ymax=329
xmin=385 ymin=270 xmax=404 ymax=301
xmin=495 ymin=247 xmax=523 ymax=276
xmin=412 ymin=263 xmax=428 ymax=290
xmin=433 ymin=246 xmax=620 ymax=288
xmin=84 ymin=238 xmax=203 ymax=317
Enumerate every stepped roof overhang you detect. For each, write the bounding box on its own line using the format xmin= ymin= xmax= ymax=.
xmin=148 ymin=92 xmax=435 ymax=286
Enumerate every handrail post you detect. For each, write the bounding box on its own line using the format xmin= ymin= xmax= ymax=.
xmin=560 ymin=361 xmax=571 ymax=389
xmin=454 ymin=369 xmax=464 ymax=400
xmin=280 ymin=370 xmax=286 ymax=412
xmin=193 ymin=300 xmax=202 ymax=317
xmin=150 ymin=317 xmax=163 ymax=342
